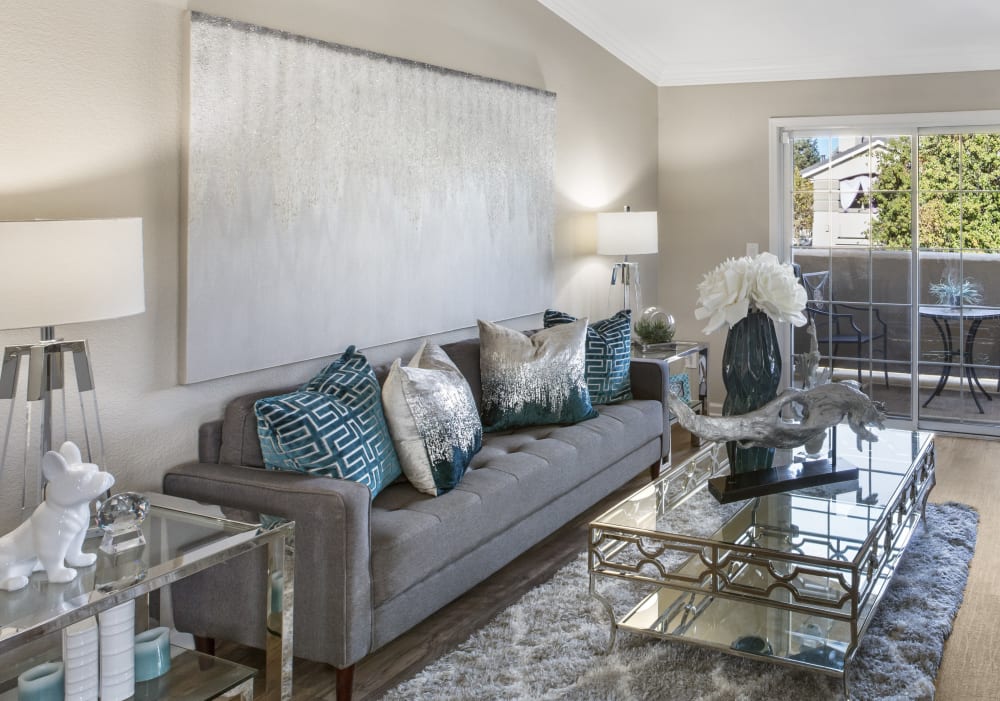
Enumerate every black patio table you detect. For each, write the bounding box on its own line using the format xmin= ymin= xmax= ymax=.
xmin=919 ymin=305 xmax=1000 ymax=413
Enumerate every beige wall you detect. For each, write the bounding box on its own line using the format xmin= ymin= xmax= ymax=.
xmin=658 ymin=71 xmax=1000 ymax=408
xmin=0 ymin=0 xmax=657 ymax=531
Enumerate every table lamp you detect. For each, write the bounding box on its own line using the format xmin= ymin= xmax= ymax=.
xmin=597 ymin=206 xmax=658 ymax=312
xmin=0 ymin=218 xmax=144 ymax=515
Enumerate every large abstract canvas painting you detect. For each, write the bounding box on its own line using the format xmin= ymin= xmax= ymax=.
xmin=183 ymin=13 xmax=555 ymax=383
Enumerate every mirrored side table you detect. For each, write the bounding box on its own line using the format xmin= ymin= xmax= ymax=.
xmin=633 ymin=340 xmax=709 ymax=454
xmin=0 ymin=493 xmax=293 ymax=700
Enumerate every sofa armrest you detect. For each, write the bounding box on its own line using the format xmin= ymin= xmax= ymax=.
xmin=162 ymin=462 xmax=374 ymax=669
xmin=629 ymin=357 xmax=671 ymax=462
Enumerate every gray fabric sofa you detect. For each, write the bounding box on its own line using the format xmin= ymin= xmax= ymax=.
xmin=162 ymin=336 xmax=671 ymax=699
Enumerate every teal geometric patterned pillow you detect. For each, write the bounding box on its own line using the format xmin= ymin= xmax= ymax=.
xmin=544 ymin=309 xmax=632 ymax=404
xmin=255 ymin=346 xmax=402 ymax=497
xmin=479 ymin=318 xmax=598 ymax=432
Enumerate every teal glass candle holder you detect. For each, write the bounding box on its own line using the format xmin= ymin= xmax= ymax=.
xmin=133 ymin=627 xmax=171 ymax=682
xmin=18 ymin=661 xmax=64 ymax=701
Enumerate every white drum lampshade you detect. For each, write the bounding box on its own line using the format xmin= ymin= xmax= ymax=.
xmin=597 ymin=210 xmax=658 ymax=256
xmin=0 ymin=218 xmax=145 ymax=330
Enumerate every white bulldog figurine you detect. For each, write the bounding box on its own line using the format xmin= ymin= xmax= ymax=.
xmin=0 ymin=441 xmax=115 ymax=591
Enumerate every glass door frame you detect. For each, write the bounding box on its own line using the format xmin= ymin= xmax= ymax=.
xmin=768 ymin=110 xmax=1000 ymax=437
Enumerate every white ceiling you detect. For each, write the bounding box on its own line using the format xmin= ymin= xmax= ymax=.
xmin=537 ymin=0 xmax=1000 ymax=86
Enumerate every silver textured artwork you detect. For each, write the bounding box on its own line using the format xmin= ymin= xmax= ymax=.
xmin=184 ymin=13 xmax=556 ymax=383
xmin=667 ymin=382 xmax=885 ymax=449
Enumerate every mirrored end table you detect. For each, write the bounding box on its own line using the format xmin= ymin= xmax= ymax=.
xmin=0 ymin=493 xmax=294 ymax=700
xmin=632 ymin=340 xmax=709 ymax=452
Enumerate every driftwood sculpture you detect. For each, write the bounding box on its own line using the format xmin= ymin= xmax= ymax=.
xmin=794 ymin=320 xmax=832 ymax=390
xmin=667 ymin=381 xmax=885 ymax=449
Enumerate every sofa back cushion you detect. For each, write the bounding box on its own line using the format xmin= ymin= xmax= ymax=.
xmin=439 ymin=338 xmax=482 ymax=411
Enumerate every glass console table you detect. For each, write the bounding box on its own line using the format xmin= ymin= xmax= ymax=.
xmin=589 ymin=428 xmax=935 ymax=697
xmin=0 ymin=493 xmax=294 ymax=700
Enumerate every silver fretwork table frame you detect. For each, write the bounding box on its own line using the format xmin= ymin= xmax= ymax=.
xmin=589 ymin=429 xmax=936 ymax=699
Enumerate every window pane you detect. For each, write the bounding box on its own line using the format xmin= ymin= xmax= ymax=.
xmin=829 ymin=248 xmax=869 ymax=303
xmin=918 ymin=134 xmax=961 ymax=192
xmin=919 ymin=190 xmax=959 ymax=250
xmin=871 ymin=135 xmax=912 ymax=191
xmin=961 ymin=191 xmax=1000 ymax=251
xmin=870 ymin=191 xmax=911 ymax=249
xmin=872 ymin=249 xmax=910 ymax=305
xmin=959 ymin=133 xmax=1000 ymax=192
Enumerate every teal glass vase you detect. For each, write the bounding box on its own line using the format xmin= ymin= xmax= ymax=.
xmin=722 ymin=310 xmax=781 ymax=473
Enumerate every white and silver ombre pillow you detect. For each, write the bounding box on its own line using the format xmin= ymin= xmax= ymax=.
xmin=382 ymin=342 xmax=482 ymax=496
xmin=478 ymin=318 xmax=598 ymax=432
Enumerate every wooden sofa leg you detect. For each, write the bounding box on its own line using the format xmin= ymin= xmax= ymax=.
xmin=336 ymin=664 xmax=355 ymax=701
xmin=194 ymin=635 xmax=215 ymax=656
xmin=649 ymin=461 xmax=661 ymax=480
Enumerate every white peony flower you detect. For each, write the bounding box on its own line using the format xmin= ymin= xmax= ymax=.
xmin=751 ymin=253 xmax=808 ymax=327
xmin=694 ymin=257 xmax=753 ymax=334
xmin=694 ymin=252 xmax=807 ymax=333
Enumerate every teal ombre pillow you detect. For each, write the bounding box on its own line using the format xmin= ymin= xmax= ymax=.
xmin=382 ymin=342 xmax=482 ymax=496
xmin=544 ymin=309 xmax=632 ymax=404
xmin=478 ymin=318 xmax=598 ymax=432
xmin=255 ymin=346 xmax=401 ymax=497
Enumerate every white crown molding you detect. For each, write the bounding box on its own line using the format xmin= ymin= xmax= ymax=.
xmin=536 ymin=0 xmax=662 ymax=84
xmin=657 ymin=45 xmax=1000 ymax=87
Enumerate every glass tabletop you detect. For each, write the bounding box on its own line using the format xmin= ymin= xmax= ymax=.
xmin=594 ymin=427 xmax=934 ymax=559
xmin=632 ymin=340 xmax=704 ymax=361
xmin=0 ymin=493 xmax=266 ymax=652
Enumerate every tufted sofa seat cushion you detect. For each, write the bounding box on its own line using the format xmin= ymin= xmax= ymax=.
xmin=368 ymin=399 xmax=661 ymax=604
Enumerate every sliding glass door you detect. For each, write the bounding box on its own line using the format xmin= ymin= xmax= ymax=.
xmin=772 ymin=112 xmax=1000 ymax=436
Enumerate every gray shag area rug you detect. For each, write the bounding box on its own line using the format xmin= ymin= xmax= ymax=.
xmin=382 ymin=493 xmax=978 ymax=701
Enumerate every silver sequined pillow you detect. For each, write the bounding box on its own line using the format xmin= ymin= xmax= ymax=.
xmin=382 ymin=342 xmax=482 ymax=496
xmin=478 ymin=318 xmax=598 ymax=432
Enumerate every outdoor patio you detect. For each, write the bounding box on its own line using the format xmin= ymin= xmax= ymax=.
xmin=794 ymin=247 xmax=1000 ymax=426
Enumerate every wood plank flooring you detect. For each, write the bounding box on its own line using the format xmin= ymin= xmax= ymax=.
xmin=218 ymin=429 xmax=998 ymax=700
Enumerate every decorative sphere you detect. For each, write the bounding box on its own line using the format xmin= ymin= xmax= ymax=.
xmin=97 ymin=492 xmax=150 ymax=533
xmin=634 ymin=307 xmax=676 ymax=344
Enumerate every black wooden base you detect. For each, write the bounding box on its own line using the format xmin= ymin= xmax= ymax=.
xmin=708 ymin=460 xmax=860 ymax=504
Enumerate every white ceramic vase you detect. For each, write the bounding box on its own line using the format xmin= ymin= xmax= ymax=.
xmin=98 ymin=601 xmax=135 ymax=701
xmin=62 ymin=616 xmax=98 ymax=701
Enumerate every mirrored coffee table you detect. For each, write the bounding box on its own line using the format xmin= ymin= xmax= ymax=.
xmin=589 ymin=427 xmax=935 ymax=697
xmin=0 ymin=493 xmax=294 ymax=700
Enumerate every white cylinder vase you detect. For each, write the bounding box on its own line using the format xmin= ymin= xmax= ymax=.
xmin=62 ymin=616 xmax=98 ymax=701
xmin=98 ymin=601 xmax=135 ymax=701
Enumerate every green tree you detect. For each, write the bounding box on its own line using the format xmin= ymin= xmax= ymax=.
xmin=793 ymin=139 xmax=821 ymax=172
xmin=870 ymin=134 xmax=1000 ymax=250
xmin=792 ymin=139 xmax=821 ymax=237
